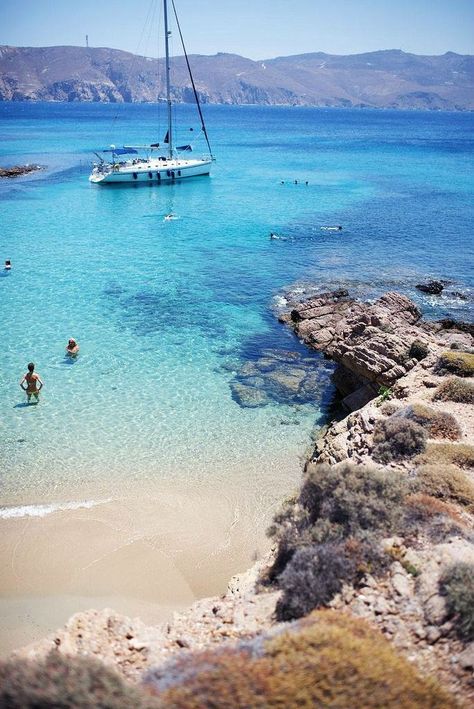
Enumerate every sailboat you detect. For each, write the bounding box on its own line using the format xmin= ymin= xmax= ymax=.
xmin=89 ymin=0 xmax=213 ymax=185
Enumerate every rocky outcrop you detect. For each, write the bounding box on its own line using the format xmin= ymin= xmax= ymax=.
xmin=0 ymin=164 xmax=42 ymax=178
xmin=281 ymin=289 xmax=472 ymax=411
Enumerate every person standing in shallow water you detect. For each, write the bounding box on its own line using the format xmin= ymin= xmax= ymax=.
xmin=20 ymin=362 xmax=43 ymax=403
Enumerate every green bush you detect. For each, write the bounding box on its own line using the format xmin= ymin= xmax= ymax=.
xmin=409 ymin=339 xmax=429 ymax=361
xmin=373 ymin=416 xmax=426 ymax=463
xmin=435 ymin=351 xmax=474 ymax=377
xmin=439 ymin=563 xmax=474 ymax=641
xmin=433 ymin=377 xmax=474 ymax=404
xmin=0 ymin=651 xmax=157 ymax=709
xmin=144 ymin=611 xmax=457 ymax=708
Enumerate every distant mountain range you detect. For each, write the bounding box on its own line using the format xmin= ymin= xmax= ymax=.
xmin=1 ymin=46 xmax=473 ymax=110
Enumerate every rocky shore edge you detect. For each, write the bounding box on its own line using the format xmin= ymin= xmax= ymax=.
xmin=4 ymin=288 xmax=473 ymax=707
xmin=0 ymin=164 xmax=42 ymax=178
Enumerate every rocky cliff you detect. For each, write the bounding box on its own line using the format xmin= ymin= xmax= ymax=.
xmin=1 ymin=46 xmax=473 ymax=109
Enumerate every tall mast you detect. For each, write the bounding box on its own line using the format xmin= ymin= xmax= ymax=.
xmin=163 ymin=0 xmax=173 ymax=158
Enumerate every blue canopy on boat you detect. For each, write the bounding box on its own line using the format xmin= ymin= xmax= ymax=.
xmin=103 ymin=148 xmax=138 ymax=155
xmin=176 ymin=145 xmax=192 ymax=152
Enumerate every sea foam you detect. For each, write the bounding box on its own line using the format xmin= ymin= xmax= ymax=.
xmin=0 ymin=499 xmax=111 ymax=520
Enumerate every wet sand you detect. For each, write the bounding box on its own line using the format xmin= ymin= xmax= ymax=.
xmin=0 ymin=468 xmax=296 ymax=656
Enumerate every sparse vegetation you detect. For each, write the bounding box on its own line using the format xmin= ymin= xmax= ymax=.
xmin=435 ymin=351 xmax=474 ymax=377
xmin=144 ymin=611 xmax=456 ymax=708
xmin=416 ymin=442 xmax=474 ymax=470
xmin=377 ymin=385 xmax=393 ymax=403
xmin=299 ymin=463 xmax=408 ymax=541
xmin=0 ymin=651 xmax=157 ymax=709
xmin=433 ymin=377 xmax=474 ymax=404
xmin=373 ymin=416 xmax=426 ymax=463
xmin=275 ymin=543 xmax=354 ymax=620
xmin=381 ymin=400 xmax=400 ymax=416
xmin=409 ymin=339 xmax=429 ymax=361
xmin=400 ymin=403 xmax=461 ymax=440
xmin=439 ymin=563 xmax=474 ymax=641
xmin=405 ymin=493 xmax=464 ymax=526
xmin=416 ymin=464 xmax=474 ymax=511
xmin=267 ymin=463 xmax=407 ymax=612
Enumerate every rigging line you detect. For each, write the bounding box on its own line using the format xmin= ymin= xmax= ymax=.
xmin=170 ymin=0 xmax=213 ymax=158
xmin=108 ymin=0 xmax=157 ymax=135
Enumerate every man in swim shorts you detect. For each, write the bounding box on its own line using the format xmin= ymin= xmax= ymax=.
xmin=20 ymin=362 xmax=44 ymax=403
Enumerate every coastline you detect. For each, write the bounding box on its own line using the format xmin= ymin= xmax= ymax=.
xmin=7 ymin=286 xmax=473 ymax=706
xmin=0 ymin=450 xmax=304 ymax=656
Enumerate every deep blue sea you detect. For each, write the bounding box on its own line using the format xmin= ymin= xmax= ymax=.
xmin=0 ymin=103 xmax=473 ymax=640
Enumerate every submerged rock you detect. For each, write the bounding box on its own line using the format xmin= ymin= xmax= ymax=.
xmin=231 ymin=381 xmax=269 ymax=408
xmin=230 ymin=346 xmax=331 ymax=408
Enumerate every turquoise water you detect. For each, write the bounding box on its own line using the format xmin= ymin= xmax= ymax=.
xmin=0 ymin=103 xmax=473 ymax=509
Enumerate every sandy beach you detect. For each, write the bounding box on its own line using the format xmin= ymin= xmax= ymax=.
xmin=0 ymin=460 xmax=299 ymax=656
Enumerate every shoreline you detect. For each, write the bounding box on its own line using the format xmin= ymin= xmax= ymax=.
xmin=5 ymin=287 xmax=474 ymax=705
xmin=0 ymin=451 xmax=303 ymax=656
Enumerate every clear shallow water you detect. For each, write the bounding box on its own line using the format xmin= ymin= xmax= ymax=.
xmin=0 ymin=103 xmax=473 ymax=508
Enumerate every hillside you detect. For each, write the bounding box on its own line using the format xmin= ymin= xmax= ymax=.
xmin=0 ymin=46 xmax=473 ymax=109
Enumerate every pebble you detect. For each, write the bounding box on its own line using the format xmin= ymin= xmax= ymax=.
xmin=175 ymin=637 xmax=190 ymax=648
xmin=458 ymin=643 xmax=474 ymax=670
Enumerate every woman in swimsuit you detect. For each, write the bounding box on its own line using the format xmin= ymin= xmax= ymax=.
xmin=20 ymin=362 xmax=43 ymax=403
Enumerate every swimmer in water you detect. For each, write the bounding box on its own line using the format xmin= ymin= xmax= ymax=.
xmin=20 ymin=362 xmax=43 ymax=403
xmin=66 ymin=338 xmax=80 ymax=357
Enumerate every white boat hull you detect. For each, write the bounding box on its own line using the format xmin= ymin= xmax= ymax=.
xmin=89 ymin=157 xmax=211 ymax=184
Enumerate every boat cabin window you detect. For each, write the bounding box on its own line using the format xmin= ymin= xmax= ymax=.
xmin=133 ymin=173 xmax=138 ymax=180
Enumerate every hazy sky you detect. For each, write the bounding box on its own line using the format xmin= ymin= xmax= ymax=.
xmin=1 ymin=0 xmax=473 ymax=59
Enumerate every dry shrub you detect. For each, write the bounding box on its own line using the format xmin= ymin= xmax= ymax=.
xmin=373 ymin=416 xmax=426 ymax=463
xmin=267 ymin=463 xmax=406 ymax=604
xmin=439 ymin=563 xmax=474 ymax=641
xmin=409 ymin=339 xmax=429 ymax=361
xmin=400 ymin=403 xmax=461 ymax=440
xmin=275 ymin=543 xmax=354 ymax=620
xmin=428 ymin=412 xmax=462 ymax=440
xmin=433 ymin=377 xmax=474 ymax=404
xmin=416 ymin=464 xmax=474 ymax=511
xmin=299 ymin=463 xmax=407 ymax=541
xmin=276 ymin=538 xmax=387 ymax=621
xmin=405 ymin=493 xmax=464 ymax=526
xmin=435 ymin=351 xmax=474 ymax=377
xmin=0 ymin=651 xmax=157 ymax=709
xmin=416 ymin=442 xmax=474 ymax=470
xmin=144 ymin=611 xmax=456 ymax=708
